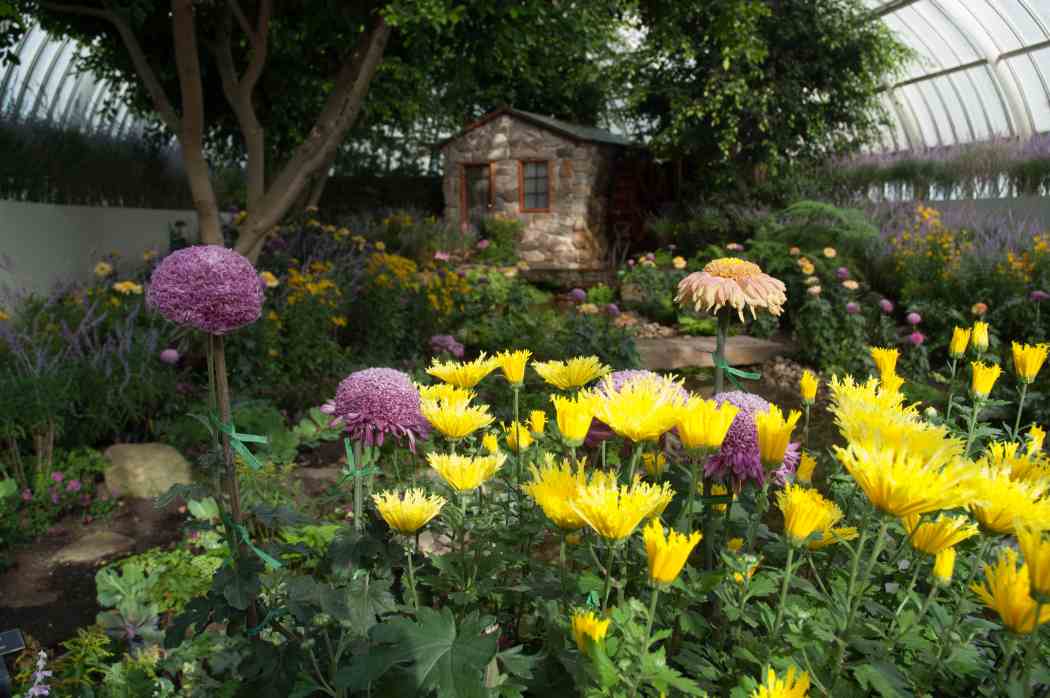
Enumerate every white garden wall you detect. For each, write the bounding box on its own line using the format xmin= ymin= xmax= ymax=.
xmin=0 ymin=201 xmax=197 ymax=297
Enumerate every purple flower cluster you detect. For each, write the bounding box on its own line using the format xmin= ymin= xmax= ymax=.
xmin=331 ymin=368 xmax=430 ymax=451
xmin=704 ymin=391 xmax=800 ymax=489
xmin=845 ymin=302 xmax=860 ymax=315
xmin=879 ymin=298 xmax=894 ymax=314
xmin=906 ymin=311 xmax=922 ymax=325
xmin=568 ymin=288 xmax=587 ymax=304
xmin=430 ymin=334 xmax=464 ymax=359
xmin=147 ymin=245 xmax=264 ymax=335
xmin=159 ymin=348 xmax=180 ymax=365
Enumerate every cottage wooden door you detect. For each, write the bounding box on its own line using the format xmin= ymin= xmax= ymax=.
xmin=462 ymin=163 xmax=491 ymax=229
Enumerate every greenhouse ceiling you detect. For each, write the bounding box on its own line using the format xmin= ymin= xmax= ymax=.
xmin=3 ymin=1 xmax=1050 ymax=151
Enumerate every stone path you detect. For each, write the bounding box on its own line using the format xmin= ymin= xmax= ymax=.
xmin=636 ymin=335 xmax=795 ymax=371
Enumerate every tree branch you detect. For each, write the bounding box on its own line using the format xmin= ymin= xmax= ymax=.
xmin=40 ymin=1 xmax=181 ymax=133
xmin=225 ymin=0 xmax=254 ymax=40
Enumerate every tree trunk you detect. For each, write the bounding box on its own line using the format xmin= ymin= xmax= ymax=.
xmin=172 ymin=0 xmax=223 ymax=245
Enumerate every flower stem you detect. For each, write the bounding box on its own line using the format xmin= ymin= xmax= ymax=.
xmin=1022 ymin=600 xmax=1044 ymax=697
xmin=459 ymin=492 xmax=470 ymax=592
xmin=405 ymin=541 xmax=419 ymax=611
xmin=512 ymin=386 xmax=521 ymax=480
xmin=945 ymin=358 xmax=958 ymax=422
xmin=964 ymin=395 xmax=984 ymax=458
xmin=1014 ymin=383 xmax=1029 ymax=441
xmin=774 ymin=545 xmax=796 ymax=636
xmin=802 ymin=403 xmax=811 ymax=451
xmin=601 ymin=543 xmax=617 ymax=611
xmin=625 ymin=443 xmax=643 ymax=483
xmin=714 ymin=309 xmax=730 ymax=395
xmin=934 ymin=537 xmax=995 ymax=668
xmin=353 ymin=441 xmax=364 ymax=534
xmin=559 ymin=530 xmax=568 ymax=595
xmin=643 ymin=586 xmax=661 ymax=648
xmin=887 ymin=558 xmax=921 ymax=637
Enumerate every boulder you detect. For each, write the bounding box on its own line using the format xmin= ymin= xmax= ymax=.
xmin=104 ymin=443 xmax=193 ymax=499
xmin=52 ymin=531 xmax=134 ymax=565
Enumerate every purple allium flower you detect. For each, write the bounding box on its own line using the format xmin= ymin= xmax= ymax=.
xmin=845 ymin=302 xmax=860 ymax=315
xmin=909 ymin=331 xmax=925 ymax=346
xmin=66 ymin=479 xmax=82 ymax=493
xmin=1031 ymin=290 xmax=1049 ymax=302
xmin=704 ymin=391 xmax=800 ymax=489
xmin=51 ymin=471 xmax=64 ymax=483
xmin=476 ymin=239 xmax=491 ymax=250
xmin=646 ymin=253 xmax=656 ymax=261
xmin=568 ymin=288 xmax=587 ymax=304
xmin=159 ymin=348 xmax=180 ymax=365
xmin=331 ymin=368 xmax=430 ymax=451
xmin=906 ymin=311 xmax=922 ymax=325
xmin=21 ymin=488 xmax=32 ymax=502
xmin=433 ymin=251 xmax=451 ymax=262
xmin=50 ymin=491 xmax=59 ymax=504
xmin=605 ymin=303 xmax=621 ymax=317
xmin=430 ymin=334 xmax=464 ymax=359
xmin=879 ymin=298 xmax=894 ymax=314
xmin=147 ymin=245 xmax=264 ymax=335
xmin=628 ymin=259 xmax=636 ymax=267
xmin=80 ymin=494 xmax=92 ymax=507
xmin=836 ymin=267 xmax=850 ymax=280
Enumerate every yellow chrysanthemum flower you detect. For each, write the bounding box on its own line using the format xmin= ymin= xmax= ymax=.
xmin=880 ymin=372 xmax=905 ymax=395
xmin=550 ymin=393 xmax=594 ymax=447
xmin=427 ymin=353 xmax=499 ymax=388
xmin=372 ymin=488 xmax=446 ymax=534
xmin=949 ymin=326 xmax=971 ymax=359
xmin=675 ymin=258 xmax=787 ymax=321
xmin=643 ymin=452 xmax=668 ymax=477
xmin=571 ymin=477 xmax=674 ymax=541
xmin=834 ymin=443 xmax=975 ymax=518
xmin=711 ymin=483 xmax=734 ymax=513
xmin=570 ymin=610 xmax=610 ymax=655
xmin=980 ymin=440 xmax=1050 ymax=484
xmin=421 ymin=397 xmax=494 ymax=440
xmin=533 ymin=356 xmax=610 ymax=390
xmin=799 ymin=370 xmax=818 ymax=404
xmin=750 ymin=666 xmax=811 ymax=698
xmin=417 ymin=383 xmax=475 ymax=404
xmin=1029 ymin=425 xmax=1046 ymax=454
xmin=870 ymin=346 xmax=900 ymax=380
xmin=593 ymin=374 xmax=686 ymax=443
xmin=481 ymin=432 xmax=500 ymax=455
xmin=643 ymin=518 xmax=702 ymax=585
xmin=807 ymin=527 xmax=858 ymax=550
xmin=112 ymin=280 xmax=144 ymax=295
xmin=502 ymin=421 xmax=533 ymax=450
xmin=972 ymin=321 xmax=990 ymax=353
xmin=969 ymin=467 xmax=1050 ymax=534
xmin=776 ymin=485 xmax=843 ymax=547
xmin=94 ymin=261 xmax=113 ymax=277
xmin=676 ymin=397 xmax=739 ymax=451
xmin=1012 ymin=342 xmax=1049 ymax=384
xmin=259 ymin=271 xmax=280 ymax=289
xmin=755 ymin=405 xmax=801 ymax=468
xmin=933 ymin=548 xmax=956 ymax=585
xmin=971 ymin=548 xmax=1050 ymax=635
xmin=496 ymin=349 xmax=531 ymax=386
xmin=522 ymin=457 xmax=589 ymax=530
xmin=727 ymin=537 xmax=745 ymax=553
xmin=427 ymin=452 xmax=504 ymax=492
xmin=529 ymin=410 xmax=546 ymax=435
xmin=970 ymin=361 xmax=1002 ymax=398
xmin=903 ymin=514 xmax=979 ymax=556
xmin=796 ymin=453 xmax=817 ymax=484
xmin=1017 ymin=525 xmax=1050 ymax=600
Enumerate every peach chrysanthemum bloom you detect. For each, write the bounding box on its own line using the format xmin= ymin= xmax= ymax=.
xmin=676 ymin=258 xmax=786 ymax=321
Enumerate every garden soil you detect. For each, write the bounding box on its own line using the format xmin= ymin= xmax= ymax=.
xmin=0 ymin=497 xmax=183 ymax=649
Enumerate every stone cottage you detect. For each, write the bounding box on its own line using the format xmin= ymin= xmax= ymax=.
xmin=437 ymin=107 xmax=633 ymax=271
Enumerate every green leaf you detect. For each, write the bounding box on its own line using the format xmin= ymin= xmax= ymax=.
xmin=852 ymin=661 xmax=908 ymax=697
xmin=368 ymin=607 xmax=499 ymax=698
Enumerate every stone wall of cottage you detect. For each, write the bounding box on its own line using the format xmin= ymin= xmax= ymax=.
xmin=441 ymin=114 xmax=613 ymax=270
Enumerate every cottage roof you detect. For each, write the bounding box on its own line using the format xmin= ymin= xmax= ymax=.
xmin=437 ymin=106 xmax=634 ymax=148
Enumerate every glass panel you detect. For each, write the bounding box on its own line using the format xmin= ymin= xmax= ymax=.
xmin=1021 ymin=0 xmax=1050 ymax=27
xmin=949 ymin=70 xmax=992 ymax=141
xmin=999 ymin=0 xmax=1048 ymax=45
xmin=900 ymin=84 xmax=942 ymax=147
xmin=19 ymin=39 xmax=61 ymax=116
xmin=522 ymin=162 xmax=549 ymax=210
xmin=904 ymin=3 xmax=979 ymax=67
xmin=923 ymin=80 xmax=958 ymax=144
xmin=882 ymin=15 xmax=937 ymax=79
xmin=960 ymin=2 xmax=1023 ymax=53
xmin=969 ymin=66 xmax=1013 ymax=136
xmin=932 ymin=75 xmax=973 ymax=143
xmin=1007 ymin=54 xmax=1050 ymax=132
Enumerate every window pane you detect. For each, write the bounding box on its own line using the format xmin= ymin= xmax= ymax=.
xmin=522 ymin=162 xmax=549 ymax=209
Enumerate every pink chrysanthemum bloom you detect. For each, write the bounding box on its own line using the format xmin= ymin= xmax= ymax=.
xmin=332 ymin=368 xmax=430 ymax=451
xmin=676 ymin=258 xmax=786 ymax=321
xmin=147 ymin=245 xmax=264 ymax=334
xmin=704 ymin=391 xmax=800 ymax=490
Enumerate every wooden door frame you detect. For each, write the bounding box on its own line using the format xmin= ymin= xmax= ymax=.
xmin=460 ymin=161 xmax=494 ymax=227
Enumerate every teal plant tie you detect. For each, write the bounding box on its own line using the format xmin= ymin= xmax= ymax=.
xmin=711 ymin=353 xmax=761 ymax=391
xmin=214 ymin=416 xmax=268 ymax=471
xmin=235 ymin=521 xmax=283 ymax=570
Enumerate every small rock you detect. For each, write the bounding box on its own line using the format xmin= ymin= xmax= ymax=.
xmin=52 ymin=531 xmax=134 ymax=565
xmin=418 ymin=530 xmax=453 ymax=556
xmin=295 ymin=467 xmax=343 ymax=497
xmin=104 ymin=443 xmax=193 ymax=499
